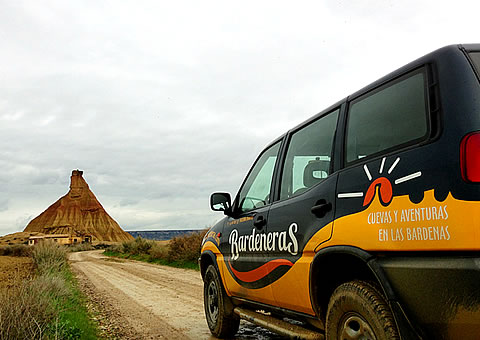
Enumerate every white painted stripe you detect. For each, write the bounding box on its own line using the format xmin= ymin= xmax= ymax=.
xmin=379 ymin=157 xmax=386 ymax=174
xmin=388 ymin=157 xmax=400 ymax=174
xmin=394 ymin=171 xmax=422 ymax=185
xmin=338 ymin=192 xmax=364 ymax=198
xmin=363 ymin=164 xmax=372 ymax=181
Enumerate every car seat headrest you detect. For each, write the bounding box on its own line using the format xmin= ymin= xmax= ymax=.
xmin=303 ymin=160 xmax=329 ymax=188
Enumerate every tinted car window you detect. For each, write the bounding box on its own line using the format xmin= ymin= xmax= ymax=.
xmin=469 ymin=52 xmax=480 ymax=75
xmin=237 ymin=142 xmax=280 ymax=213
xmin=280 ymin=110 xmax=339 ymax=200
xmin=346 ymin=70 xmax=428 ymax=163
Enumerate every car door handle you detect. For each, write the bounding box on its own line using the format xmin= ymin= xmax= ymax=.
xmin=253 ymin=215 xmax=267 ymax=229
xmin=311 ymin=199 xmax=332 ymax=218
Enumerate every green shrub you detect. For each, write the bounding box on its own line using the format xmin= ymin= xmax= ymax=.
xmin=167 ymin=230 xmax=207 ymax=263
xmin=148 ymin=242 xmax=168 ymax=259
xmin=120 ymin=240 xmax=132 ymax=253
xmin=108 ymin=243 xmax=123 ymax=253
xmin=122 ymin=237 xmax=153 ymax=255
xmin=134 ymin=237 xmax=154 ymax=254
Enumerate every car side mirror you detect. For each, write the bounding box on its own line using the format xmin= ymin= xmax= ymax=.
xmin=210 ymin=192 xmax=232 ymax=213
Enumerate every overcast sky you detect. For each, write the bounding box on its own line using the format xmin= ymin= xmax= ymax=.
xmin=1 ymin=0 xmax=479 ymax=235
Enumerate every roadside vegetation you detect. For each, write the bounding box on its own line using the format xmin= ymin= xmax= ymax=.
xmin=68 ymin=242 xmax=95 ymax=252
xmin=104 ymin=230 xmax=208 ymax=270
xmin=0 ymin=243 xmax=33 ymax=257
xmin=0 ymin=241 xmax=98 ymax=339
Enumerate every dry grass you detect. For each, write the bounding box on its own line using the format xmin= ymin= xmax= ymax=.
xmin=32 ymin=241 xmax=68 ymax=275
xmin=0 ymin=277 xmax=58 ymax=339
xmin=0 ymin=240 xmax=98 ymax=339
xmin=0 ymin=241 xmax=70 ymax=339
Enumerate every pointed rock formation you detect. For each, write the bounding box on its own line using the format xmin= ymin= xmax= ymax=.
xmin=24 ymin=170 xmax=133 ymax=242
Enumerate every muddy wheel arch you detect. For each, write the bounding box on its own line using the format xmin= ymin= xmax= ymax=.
xmin=309 ymin=246 xmax=422 ymax=339
xmin=200 ymin=250 xmax=218 ymax=279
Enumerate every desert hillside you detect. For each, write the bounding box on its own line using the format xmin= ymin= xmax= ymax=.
xmin=24 ymin=170 xmax=133 ymax=242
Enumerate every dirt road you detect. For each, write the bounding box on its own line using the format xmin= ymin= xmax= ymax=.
xmin=70 ymin=250 xmax=280 ymax=339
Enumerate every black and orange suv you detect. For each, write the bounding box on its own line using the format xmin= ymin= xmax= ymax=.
xmin=200 ymin=44 xmax=480 ymax=340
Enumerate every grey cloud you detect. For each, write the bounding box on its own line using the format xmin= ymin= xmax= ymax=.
xmin=118 ymin=198 xmax=139 ymax=207
xmin=31 ymin=173 xmax=60 ymax=186
xmin=0 ymin=199 xmax=8 ymax=212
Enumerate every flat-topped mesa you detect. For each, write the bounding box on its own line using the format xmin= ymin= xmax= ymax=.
xmin=24 ymin=170 xmax=133 ymax=242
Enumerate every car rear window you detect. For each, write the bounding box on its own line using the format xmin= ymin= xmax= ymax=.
xmin=469 ymin=52 xmax=480 ymax=75
xmin=346 ymin=69 xmax=429 ymax=163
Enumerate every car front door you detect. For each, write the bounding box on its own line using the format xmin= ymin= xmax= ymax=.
xmin=265 ymin=109 xmax=340 ymax=314
xmin=221 ymin=140 xmax=281 ymax=306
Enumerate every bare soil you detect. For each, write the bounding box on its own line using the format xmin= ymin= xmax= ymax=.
xmin=70 ymin=250 xmax=281 ymax=339
xmin=0 ymin=256 xmax=33 ymax=290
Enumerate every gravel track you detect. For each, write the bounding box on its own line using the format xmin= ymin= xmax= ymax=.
xmin=70 ymin=250 xmax=281 ymax=339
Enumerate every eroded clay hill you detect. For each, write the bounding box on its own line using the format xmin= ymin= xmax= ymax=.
xmin=24 ymin=170 xmax=133 ymax=242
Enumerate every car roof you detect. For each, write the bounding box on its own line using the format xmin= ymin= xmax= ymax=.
xmin=275 ymin=44 xmax=478 ymax=142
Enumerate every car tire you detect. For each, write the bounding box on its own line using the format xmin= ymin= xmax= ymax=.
xmin=204 ymin=264 xmax=240 ymax=338
xmin=326 ymin=280 xmax=399 ymax=340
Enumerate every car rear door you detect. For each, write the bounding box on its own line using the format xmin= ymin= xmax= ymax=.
xmin=333 ymin=68 xmax=434 ymax=251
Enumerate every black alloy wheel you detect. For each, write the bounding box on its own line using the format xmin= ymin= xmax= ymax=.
xmin=203 ymin=265 xmax=240 ymax=338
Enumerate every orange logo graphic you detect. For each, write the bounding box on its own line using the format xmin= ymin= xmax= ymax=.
xmin=363 ymin=177 xmax=393 ymax=206
xmin=338 ymin=157 xmax=422 ymax=207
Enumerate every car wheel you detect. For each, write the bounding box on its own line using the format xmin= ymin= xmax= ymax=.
xmin=326 ymin=280 xmax=399 ymax=340
xmin=204 ymin=264 xmax=240 ymax=338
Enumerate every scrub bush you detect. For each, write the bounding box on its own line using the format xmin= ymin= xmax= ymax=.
xmin=122 ymin=237 xmax=153 ymax=255
xmin=167 ymin=230 xmax=208 ymax=263
xmin=69 ymin=243 xmax=95 ymax=252
xmin=105 ymin=230 xmax=208 ymax=269
xmin=32 ymin=240 xmax=68 ymax=275
xmin=149 ymin=242 xmax=169 ymax=259
xmin=0 ymin=244 xmax=33 ymax=257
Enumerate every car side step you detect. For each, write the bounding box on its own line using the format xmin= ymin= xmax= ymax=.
xmin=233 ymin=307 xmax=324 ymax=340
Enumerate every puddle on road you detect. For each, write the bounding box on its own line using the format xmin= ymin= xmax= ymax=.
xmin=235 ymin=321 xmax=287 ymax=339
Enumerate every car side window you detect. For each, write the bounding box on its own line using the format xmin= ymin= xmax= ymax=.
xmin=280 ymin=110 xmax=339 ymax=200
xmin=237 ymin=142 xmax=280 ymax=213
xmin=346 ymin=70 xmax=428 ymax=163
